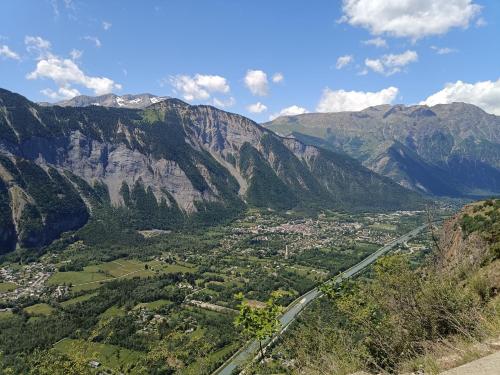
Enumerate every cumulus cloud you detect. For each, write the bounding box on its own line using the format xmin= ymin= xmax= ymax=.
xmin=83 ymin=36 xmax=101 ymax=48
xmin=0 ymin=45 xmax=20 ymax=60
xmin=272 ymin=72 xmax=284 ymax=83
xmin=341 ymin=0 xmax=481 ymax=40
xmin=364 ymin=50 xmax=418 ymax=75
xmin=41 ymin=86 xmax=81 ymax=100
xmin=269 ymin=105 xmax=309 ymax=120
xmin=363 ymin=37 xmax=388 ymax=48
xmin=430 ymin=46 xmax=457 ymax=55
xmin=244 ymin=69 xmax=268 ymax=96
xmin=336 ymin=55 xmax=354 ymax=69
xmin=102 ymin=21 xmax=112 ymax=31
xmin=213 ymin=96 xmax=235 ymax=108
xmin=25 ymin=35 xmax=52 ymax=58
xmin=169 ymin=74 xmax=230 ymax=101
xmin=27 ymin=56 xmax=122 ymax=97
xmin=420 ymin=79 xmax=500 ymax=115
xmin=247 ymin=102 xmax=268 ymax=113
xmin=317 ymin=86 xmax=398 ymax=112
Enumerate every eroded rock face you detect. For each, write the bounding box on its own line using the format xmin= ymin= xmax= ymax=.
xmin=438 ymin=206 xmax=489 ymax=271
xmin=60 ymin=131 xmax=206 ymax=211
xmin=0 ymin=88 xmax=423 ymax=252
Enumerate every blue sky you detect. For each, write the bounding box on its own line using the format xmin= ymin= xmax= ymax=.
xmin=0 ymin=0 xmax=499 ymax=121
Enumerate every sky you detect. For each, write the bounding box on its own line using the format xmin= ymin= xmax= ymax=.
xmin=0 ymin=0 xmax=499 ymax=122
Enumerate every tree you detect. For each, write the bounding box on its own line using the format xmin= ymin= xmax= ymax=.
xmin=26 ymin=349 xmax=92 ymax=375
xmin=234 ymin=291 xmax=284 ymax=359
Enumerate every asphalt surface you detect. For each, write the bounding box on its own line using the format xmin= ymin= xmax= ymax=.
xmin=213 ymin=224 xmax=428 ymax=375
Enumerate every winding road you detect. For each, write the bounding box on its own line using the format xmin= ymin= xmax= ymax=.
xmin=213 ymin=223 xmax=428 ymax=375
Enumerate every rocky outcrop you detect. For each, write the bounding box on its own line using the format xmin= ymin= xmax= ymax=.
xmin=437 ymin=207 xmax=489 ymax=271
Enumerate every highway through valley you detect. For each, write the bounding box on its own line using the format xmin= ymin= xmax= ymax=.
xmin=213 ymin=223 xmax=429 ymax=375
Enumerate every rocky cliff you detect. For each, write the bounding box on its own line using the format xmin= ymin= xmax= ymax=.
xmin=437 ymin=199 xmax=499 ymax=274
xmin=0 ymin=88 xmax=423 ymax=253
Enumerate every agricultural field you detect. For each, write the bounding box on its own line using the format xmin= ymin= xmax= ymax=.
xmin=0 ymin=208 xmax=434 ymax=374
xmin=47 ymin=258 xmax=196 ymax=292
xmin=54 ymin=338 xmax=142 ymax=372
xmin=24 ymin=303 xmax=55 ymax=316
xmin=0 ymin=282 xmax=17 ymax=292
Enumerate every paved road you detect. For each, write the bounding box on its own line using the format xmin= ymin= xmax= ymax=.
xmin=213 ymin=224 xmax=428 ymax=375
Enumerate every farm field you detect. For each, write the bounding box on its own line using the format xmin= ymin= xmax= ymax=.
xmin=24 ymin=303 xmax=55 ymax=316
xmin=54 ymin=338 xmax=143 ymax=372
xmin=0 ymin=208 xmax=432 ymax=374
xmin=48 ymin=258 xmax=197 ymax=292
xmin=0 ymin=282 xmax=17 ymax=292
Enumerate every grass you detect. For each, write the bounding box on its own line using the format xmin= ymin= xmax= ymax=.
xmin=60 ymin=292 xmax=98 ymax=307
xmin=54 ymin=338 xmax=143 ymax=372
xmin=370 ymin=223 xmax=397 ymax=231
xmin=100 ymin=305 xmax=125 ymax=319
xmin=0 ymin=281 xmax=17 ymax=292
xmin=0 ymin=310 xmax=13 ymax=320
xmin=48 ymin=258 xmax=197 ymax=292
xmin=134 ymin=299 xmax=172 ymax=311
xmin=24 ymin=303 xmax=55 ymax=316
xmin=182 ymin=342 xmax=239 ymax=374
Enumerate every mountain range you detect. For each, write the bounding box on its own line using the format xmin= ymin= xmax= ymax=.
xmin=0 ymin=88 xmax=421 ymax=253
xmin=265 ymin=103 xmax=500 ymax=197
xmin=38 ymin=93 xmax=169 ymax=109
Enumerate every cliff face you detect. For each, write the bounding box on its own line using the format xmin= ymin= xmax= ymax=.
xmin=0 ymin=88 xmax=423 ymax=252
xmin=438 ymin=207 xmax=489 ymax=271
xmin=437 ymin=199 xmax=499 ymax=273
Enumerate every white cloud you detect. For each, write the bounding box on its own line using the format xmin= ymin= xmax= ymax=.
xmin=213 ymin=96 xmax=235 ymax=108
xmin=51 ymin=0 xmax=75 ymax=17
xmin=69 ymin=48 xmax=83 ymax=60
xmin=102 ymin=21 xmax=112 ymax=31
xmin=336 ymin=55 xmax=354 ymax=69
xmin=364 ymin=50 xmax=418 ymax=75
xmin=41 ymin=86 xmax=81 ymax=100
xmin=341 ymin=0 xmax=481 ymax=40
xmin=363 ymin=37 xmax=388 ymax=48
xmin=83 ymin=36 xmax=101 ymax=48
xmin=476 ymin=17 xmax=487 ymax=27
xmin=269 ymin=105 xmax=309 ymax=120
xmin=27 ymin=56 xmax=122 ymax=96
xmin=430 ymin=46 xmax=457 ymax=55
xmin=247 ymin=102 xmax=268 ymax=113
xmin=420 ymin=79 xmax=500 ymax=115
xmin=364 ymin=59 xmax=385 ymax=74
xmin=272 ymin=72 xmax=284 ymax=83
xmin=169 ymin=74 xmax=230 ymax=101
xmin=244 ymin=69 xmax=268 ymax=96
xmin=0 ymin=45 xmax=20 ymax=60
xmin=317 ymin=86 xmax=398 ymax=112
xmin=25 ymin=35 xmax=52 ymax=58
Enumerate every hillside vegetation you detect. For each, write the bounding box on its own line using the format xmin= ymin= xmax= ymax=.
xmin=265 ymin=104 xmax=500 ymax=197
xmin=257 ymin=199 xmax=500 ymax=374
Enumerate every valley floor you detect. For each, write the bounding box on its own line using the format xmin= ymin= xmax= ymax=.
xmin=0 ymin=207 xmax=438 ymax=373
